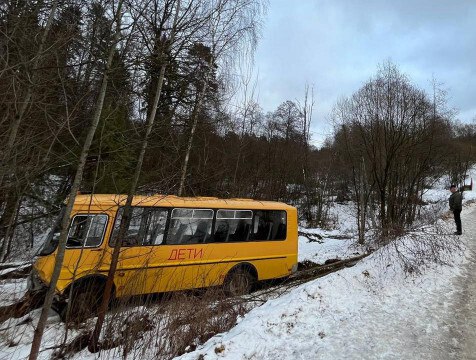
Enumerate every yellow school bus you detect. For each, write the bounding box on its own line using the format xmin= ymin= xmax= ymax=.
xmin=29 ymin=194 xmax=298 ymax=316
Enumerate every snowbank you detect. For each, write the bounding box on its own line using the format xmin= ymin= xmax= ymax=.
xmin=176 ymin=206 xmax=475 ymax=360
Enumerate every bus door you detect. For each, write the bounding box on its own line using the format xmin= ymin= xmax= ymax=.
xmin=62 ymin=212 xmax=112 ymax=286
xmin=160 ymin=208 xmax=213 ymax=291
xmin=109 ymin=207 xmax=168 ymax=296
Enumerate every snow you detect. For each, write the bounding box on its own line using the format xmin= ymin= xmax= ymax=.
xmin=175 ymin=185 xmax=476 ymax=360
xmin=0 ymin=263 xmax=31 ymax=277
xmin=0 ymin=278 xmax=28 ymax=307
xmin=298 ymin=232 xmax=359 ymax=264
xmin=177 ymin=205 xmax=475 ymax=360
xmin=0 ymin=310 xmax=72 ymax=360
xmin=0 ymin=180 xmax=475 ymax=359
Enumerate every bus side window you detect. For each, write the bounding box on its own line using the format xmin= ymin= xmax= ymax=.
xmin=166 ymin=208 xmax=213 ymax=245
xmin=251 ymin=211 xmax=269 ymax=240
xmin=66 ymin=214 xmax=108 ymax=248
xmin=143 ymin=209 xmax=168 ymax=245
xmin=250 ymin=210 xmax=287 ymax=241
xmin=271 ymin=211 xmax=287 ymax=240
xmin=233 ymin=219 xmax=251 ymax=242
xmin=212 ymin=210 xmax=252 ymax=243
xmin=214 ymin=221 xmax=230 ymax=242
xmin=110 ymin=207 xmax=168 ymax=246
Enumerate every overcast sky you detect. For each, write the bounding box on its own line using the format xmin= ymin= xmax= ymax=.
xmin=254 ymin=0 xmax=476 ymax=144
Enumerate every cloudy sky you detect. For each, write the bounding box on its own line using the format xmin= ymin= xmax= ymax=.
xmin=254 ymin=0 xmax=476 ymax=144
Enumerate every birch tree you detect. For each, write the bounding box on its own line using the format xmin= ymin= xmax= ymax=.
xmin=178 ymin=0 xmax=264 ymax=195
xmin=88 ymin=0 xmax=183 ymax=349
xmin=29 ymin=1 xmax=126 ymax=358
xmin=333 ymin=62 xmax=450 ymax=237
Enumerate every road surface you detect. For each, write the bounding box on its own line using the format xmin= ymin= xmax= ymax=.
xmin=443 ymin=205 xmax=476 ymax=359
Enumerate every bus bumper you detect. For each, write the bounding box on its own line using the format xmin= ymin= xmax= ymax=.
xmin=27 ymin=269 xmax=48 ymax=293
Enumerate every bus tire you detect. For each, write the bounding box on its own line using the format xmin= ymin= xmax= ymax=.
xmin=61 ymin=280 xmax=105 ymax=323
xmin=224 ymin=268 xmax=255 ymax=296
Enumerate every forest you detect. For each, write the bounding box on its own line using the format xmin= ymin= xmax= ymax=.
xmin=1 ymin=1 xmax=476 ymax=358
xmin=1 ymin=1 xmax=475 ymax=260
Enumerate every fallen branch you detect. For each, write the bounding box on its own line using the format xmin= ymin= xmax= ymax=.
xmin=0 ymin=264 xmax=32 ymax=280
xmin=298 ymin=231 xmax=353 ymax=242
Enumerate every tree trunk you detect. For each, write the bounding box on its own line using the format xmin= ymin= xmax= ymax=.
xmin=0 ymin=193 xmax=21 ymax=262
xmin=28 ymin=2 xmax=124 ymax=359
xmin=89 ymin=0 xmax=181 ymax=350
xmin=0 ymin=0 xmax=59 ymax=189
xmin=358 ymin=158 xmax=366 ymax=245
xmin=178 ymin=77 xmax=210 ymax=196
xmin=89 ymin=64 xmax=166 ymax=351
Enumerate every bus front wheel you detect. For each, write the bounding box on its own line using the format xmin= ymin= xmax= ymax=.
xmin=224 ymin=269 xmax=255 ymax=296
xmin=61 ymin=281 xmax=105 ymax=323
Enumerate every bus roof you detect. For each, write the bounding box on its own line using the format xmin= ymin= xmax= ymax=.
xmin=73 ymin=194 xmax=296 ymax=211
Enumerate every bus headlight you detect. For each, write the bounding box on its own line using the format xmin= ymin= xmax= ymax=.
xmin=27 ymin=269 xmax=46 ymax=292
xmin=291 ymin=263 xmax=298 ymax=274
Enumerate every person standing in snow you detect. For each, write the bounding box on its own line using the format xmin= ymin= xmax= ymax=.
xmin=449 ymin=184 xmax=462 ymax=235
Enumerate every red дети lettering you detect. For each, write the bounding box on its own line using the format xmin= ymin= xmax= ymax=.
xmin=167 ymin=248 xmax=204 ymax=260
xmin=167 ymin=249 xmax=178 ymax=260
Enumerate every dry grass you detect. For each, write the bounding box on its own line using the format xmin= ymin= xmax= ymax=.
xmin=85 ymin=289 xmax=249 ymax=359
xmin=56 ymin=279 xmax=251 ymax=359
xmin=368 ymin=212 xmax=463 ymax=276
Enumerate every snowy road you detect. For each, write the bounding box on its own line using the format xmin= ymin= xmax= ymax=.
xmin=342 ymin=206 xmax=476 ymax=360
xmin=437 ymin=206 xmax=476 ymax=359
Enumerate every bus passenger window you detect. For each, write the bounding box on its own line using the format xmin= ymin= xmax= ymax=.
xmin=251 ymin=212 xmax=270 ymax=240
xmin=233 ymin=219 xmax=251 ymax=241
xmin=250 ymin=210 xmax=287 ymax=241
xmin=214 ymin=221 xmax=230 ymax=242
xmin=212 ymin=210 xmax=252 ymax=242
xmin=66 ymin=214 xmax=108 ymax=248
xmin=143 ymin=209 xmax=167 ymax=245
xmin=166 ymin=208 xmax=213 ymax=245
xmin=110 ymin=207 xmax=168 ymax=246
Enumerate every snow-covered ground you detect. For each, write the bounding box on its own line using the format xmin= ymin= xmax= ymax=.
xmin=177 ymin=203 xmax=476 ymax=360
xmin=0 ymin=180 xmax=475 ymax=359
xmin=174 ymin=182 xmax=476 ymax=360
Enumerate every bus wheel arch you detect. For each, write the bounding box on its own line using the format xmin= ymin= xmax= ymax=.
xmin=223 ymin=263 xmax=257 ymax=296
xmin=60 ymin=275 xmax=114 ymax=322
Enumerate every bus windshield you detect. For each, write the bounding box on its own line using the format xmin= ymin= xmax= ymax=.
xmin=39 ymin=207 xmax=65 ymax=256
xmin=39 ymin=210 xmax=108 ymax=255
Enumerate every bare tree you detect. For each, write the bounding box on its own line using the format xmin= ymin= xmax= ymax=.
xmin=178 ymin=0 xmax=264 ymax=196
xmin=29 ymin=1 xmax=126 ymax=358
xmin=0 ymin=1 xmax=61 ymax=262
xmin=89 ymin=0 xmax=183 ymax=349
xmin=230 ymin=53 xmax=262 ymax=195
xmin=297 ymin=85 xmax=318 ymax=224
xmin=333 ymin=62 xmax=450 ymax=240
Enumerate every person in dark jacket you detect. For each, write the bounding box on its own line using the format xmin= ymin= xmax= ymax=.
xmin=449 ymin=184 xmax=463 ymax=235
